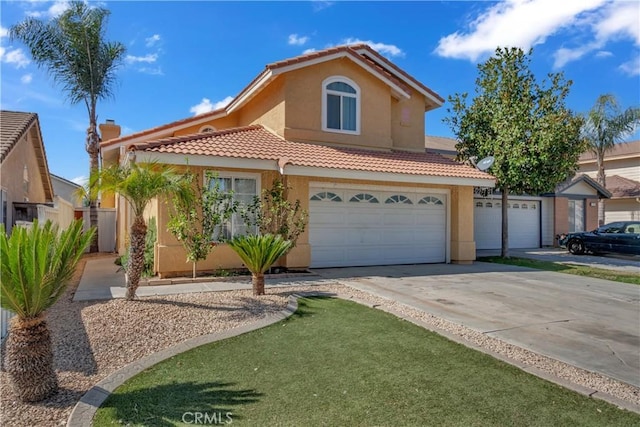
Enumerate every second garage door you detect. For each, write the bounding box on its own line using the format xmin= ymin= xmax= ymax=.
xmin=474 ymin=199 xmax=540 ymax=249
xmin=309 ymin=186 xmax=447 ymax=268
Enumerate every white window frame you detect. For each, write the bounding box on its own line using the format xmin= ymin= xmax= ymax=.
xmin=199 ymin=125 xmax=216 ymax=133
xmin=205 ymin=171 xmax=261 ymax=240
xmin=321 ymin=76 xmax=361 ymax=135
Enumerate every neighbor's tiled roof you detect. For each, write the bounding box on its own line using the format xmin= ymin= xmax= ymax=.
xmin=136 ymin=125 xmax=493 ymax=181
xmin=579 ymin=140 xmax=639 ymax=162
xmin=606 ymin=175 xmax=640 ymax=199
xmin=424 ymin=135 xmax=458 ymax=153
xmin=1 ymin=110 xmax=37 ymax=163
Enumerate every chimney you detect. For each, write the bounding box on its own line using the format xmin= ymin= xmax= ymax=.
xmin=99 ymin=119 xmax=121 ymax=142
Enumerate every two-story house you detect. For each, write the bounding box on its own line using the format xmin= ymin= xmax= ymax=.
xmin=100 ymin=44 xmax=494 ymax=277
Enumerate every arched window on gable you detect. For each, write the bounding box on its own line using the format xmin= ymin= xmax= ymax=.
xmin=322 ymin=76 xmax=360 ymax=134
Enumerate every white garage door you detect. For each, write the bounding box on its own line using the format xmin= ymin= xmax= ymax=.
xmin=474 ymin=199 xmax=540 ymax=249
xmin=309 ymin=186 xmax=447 ymax=268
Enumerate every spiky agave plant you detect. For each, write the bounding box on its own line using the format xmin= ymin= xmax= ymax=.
xmin=227 ymin=234 xmax=292 ymax=296
xmin=0 ymin=219 xmax=94 ymax=402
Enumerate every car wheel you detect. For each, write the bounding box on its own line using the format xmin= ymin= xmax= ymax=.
xmin=567 ymin=239 xmax=585 ymax=255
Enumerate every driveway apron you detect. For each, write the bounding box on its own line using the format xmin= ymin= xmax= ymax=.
xmin=315 ymin=263 xmax=640 ymax=388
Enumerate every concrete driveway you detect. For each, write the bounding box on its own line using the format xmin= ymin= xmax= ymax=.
xmin=314 ymin=263 xmax=640 ymax=387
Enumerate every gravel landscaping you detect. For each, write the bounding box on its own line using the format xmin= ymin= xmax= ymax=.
xmin=1 ymin=255 xmax=638 ymax=426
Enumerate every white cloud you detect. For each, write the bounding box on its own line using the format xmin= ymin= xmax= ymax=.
xmin=0 ymin=26 xmax=8 ymax=39
xmin=189 ymin=96 xmax=234 ymax=116
xmin=137 ymin=66 xmax=164 ymax=76
xmin=619 ymin=55 xmax=640 ymax=76
xmin=1 ymin=48 xmax=31 ymax=68
xmin=71 ymin=176 xmax=88 ymax=186
xmin=125 ymin=53 xmax=158 ymax=64
xmin=288 ymin=34 xmax=309 ymax=46
xmin=145 ymin=34 xmax=161 ymax=47
xmin=312 ymin=1 xmax=334 ymax=12
xmin=303 ymin=48 xmax=317 ymax=55
xmin=20 ymin=73 xmax=33 ymax=84
xmin=595 ymin=50 xmax=613 ymax=58
xmin=341 ymin=38 xmax=405 ymax=57
xmin=27 ymin=0 xmax=71 ymax=18
xmin=435 ymin=0 xmax=607 ymax=62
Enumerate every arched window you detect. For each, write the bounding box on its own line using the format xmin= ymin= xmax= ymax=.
xmin=310 ymin=192 xmax=342 ymax=202
xmin=419 ymin=196 xmax=444 ymax=205
xmin=385 ymin=195 xmax=412 ymax=204
xmin=349 ymin=193 xmax=379 ymax=203
xmin=322 ymin=76 xmax=360 ymax=134
xmin=199 ymin=125 xmax=216 ymax=133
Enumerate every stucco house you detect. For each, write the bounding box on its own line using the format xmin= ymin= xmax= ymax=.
xmin=578 ymin=140 xmax=640 ymax=223
xmin=101 ymin=44 xmax=494 ymax=277
xmin=424 ymin=135 xmax=610 ymax=249
xmin=0 ymin=110 xmax=55 ymax=234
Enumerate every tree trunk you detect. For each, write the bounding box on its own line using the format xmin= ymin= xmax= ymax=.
xmin=192 ymin=261 xmax=196 ymax=279
xmin=5 ymin=315 xmax=58 ymax=402
xmin=252 ymin=273 xmax=265 ymax=296
xmin=126 ymin=215 xmax=147 ymax=300
xmin=87 ymin=121 xmax=100 ymax=253
xmin=596 ymin=153 xmax=607 ymax=226
xmin=501 ymin=187 xmax=510 ymax=258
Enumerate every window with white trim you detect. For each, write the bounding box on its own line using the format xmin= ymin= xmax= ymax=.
xmin=419 ymin=196 xmax=444 ymax=205
xmin=349 ymin=193 xmax=378 ymax=203
xmin=385 ymin=195 xmax=412 ymax=204
xmin=199 ymin=126 xmax=216 ymax=133
xmin=322 ymin=76 xmax=360 ymax=134
xmin=310 ymin=192 xmax=342 ymax=202
xmin=208 ymin=173 xmax=259 ymax=240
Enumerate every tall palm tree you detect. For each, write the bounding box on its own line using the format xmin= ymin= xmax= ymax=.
xmin=227 ymin=234 xmax=292 ymax=296
xmin=10 ymin=1 xmax=126 ymax=252
xmin=95 ymin=161 xmax=187 ymax=300
xmin=582 ymin=94 xmax=640 ymax=224
xmin=0 ymin=220 xmax=94 ymax=402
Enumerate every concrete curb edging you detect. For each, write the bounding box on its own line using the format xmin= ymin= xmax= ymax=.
xmin=67 ymin=291 xmax=638 ymax=426
xmin=66 ymin=294 xmax=302 ymax=427
xmin=332 ymin=292 xmax=640 ymax=415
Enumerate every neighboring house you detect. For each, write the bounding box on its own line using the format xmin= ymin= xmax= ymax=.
xmin=0 ymin=110 xmax=55 ymax=234
xmin=578 ymin=140 xmax=640 ymax=223
xmin=101 ymin=44 xmax=494 ymax=277
xmin=424 ymin=135 xmax=609 ymax=249
xmin=51 ymin=173 xmax=84 ymax=208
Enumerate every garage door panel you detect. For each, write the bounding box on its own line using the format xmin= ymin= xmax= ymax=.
xmin=310 ymin=187 xmax=447 ymax=267
xmin=474 ymin=199 xmax=539 ymax=249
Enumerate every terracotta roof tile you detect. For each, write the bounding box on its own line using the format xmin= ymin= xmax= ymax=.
xmin=138 ymin=125 xmax=493 ymax=181
xmin=606 ymin=175 xmax=640 ymax=199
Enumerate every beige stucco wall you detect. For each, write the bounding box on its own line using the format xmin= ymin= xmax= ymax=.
xmin=390 ymin=92 xmax=426 ymax=151
xmin=176 ymin=115 xmax=240 ymax=137
xmin=151 ymin=168 xmax=475 ymax=277
xmin=0 ymin=129 xmax=49 ymax=231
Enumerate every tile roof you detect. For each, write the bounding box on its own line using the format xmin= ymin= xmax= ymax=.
xmin=579 ymin=140 xmax=639 ymax=162
xmin=136 ymin=125 xmax=493 ymax=181
xmin=424 ymin=135 xmax=458 ymax=153
xmin=1 ymin=110 xmax=37 ymax=163
xmin=606 ymin=175 xmax=640 ymax=199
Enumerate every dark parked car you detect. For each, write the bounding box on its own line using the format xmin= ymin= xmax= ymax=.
xmin=560 ymin=221 xmax=640 ymax=256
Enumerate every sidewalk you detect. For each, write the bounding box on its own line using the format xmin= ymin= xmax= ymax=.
xmin=73 ymin=255 xmax=321 ymax=301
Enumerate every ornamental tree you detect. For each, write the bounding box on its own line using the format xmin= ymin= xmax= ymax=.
xmin=445 ymin=47 xmax=584 ymax=258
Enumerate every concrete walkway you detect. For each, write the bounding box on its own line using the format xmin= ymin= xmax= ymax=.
xmin=477 ymin=248 xmax=640 ymax=273
xmin=315 ymin=263 xmax=640 ymax=388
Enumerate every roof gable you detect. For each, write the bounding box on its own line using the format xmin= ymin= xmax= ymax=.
xmin=0 ymin=110 xmax=54 ymax=202
xmin=103 ymin=44 xmax=444 ymax=150
xmin=555 ymin=174 xmax=611 ymax=198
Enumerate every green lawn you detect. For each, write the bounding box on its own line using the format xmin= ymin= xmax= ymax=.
xmin=478 ymin=256 xmax=640 ymax=285
xmin=94 ymin=297 xmax=639 ymax=426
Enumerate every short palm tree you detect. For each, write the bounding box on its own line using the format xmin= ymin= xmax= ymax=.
xmin=0 ymin=219 xmax=94 ymax=402
xmin=582 ymin=94 xmax=640 ymax=224
xmin=227 ymin=234 xmax=292 ymax=296
xmin=10 ymin=1 xmax=126 ymax=252
xmin=96 ymin=161 xmax=187 ymax=300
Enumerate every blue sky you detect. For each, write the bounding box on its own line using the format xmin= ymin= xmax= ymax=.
xmin=1 ymin=0 xmax=639 ymax=183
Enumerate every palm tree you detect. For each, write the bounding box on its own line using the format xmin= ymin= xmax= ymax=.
xmin=582 ymin=94 xmax=640 ymax=224
xmin=227 ymin=234 xmax=292 ymax=296
xmin=10 ymin=1 xmax=126 ymax=252
xmin=0 ymin=220 xmax=94 ymax=402
xmin=95 ymin=161 xmax=187 ymax=300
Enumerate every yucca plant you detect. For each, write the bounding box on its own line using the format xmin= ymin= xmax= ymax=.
xmin=227 ymin=234 xmax=292 ymax=296
xmin=0 ymin=219 xmax=94 ymax=402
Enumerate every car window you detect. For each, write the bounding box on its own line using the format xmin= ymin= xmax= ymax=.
xmin=598 ymin=222 xmax=624 ymax=233
xmin=623 ymin=223 xmax=640 ymax=234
